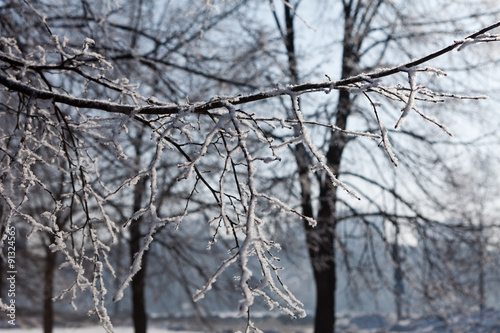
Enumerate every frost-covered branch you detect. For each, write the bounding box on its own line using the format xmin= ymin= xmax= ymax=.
xmin=1 ymin=21 xmax=499 ymax=118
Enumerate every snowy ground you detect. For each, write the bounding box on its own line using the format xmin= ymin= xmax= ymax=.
xmin=1 ymin=310 xmax=500 ymax=332
xmin=0 ymin=329 xmax=200 ymax=333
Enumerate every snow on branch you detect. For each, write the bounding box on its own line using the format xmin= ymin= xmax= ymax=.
xmin=114 ymin=210 xmax=184 ymax=303
xmin=288 ymin=93 xmax=360 ymax=199
xmin=0 ymin=21 xmax=496 ymax=118
xmin=457 ymin=33 xmax=500 ymax=51
xmin=363 ymin=92 xmax=399 ymax=166
xmin=395 ymin=68 xmax=420 ymax=130
xmin=189 ymin=103 xmax=309 ymax=317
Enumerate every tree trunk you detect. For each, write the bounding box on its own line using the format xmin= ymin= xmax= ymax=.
xmin=130 ymin=168 xmax=148 ymax=333
xmin=304 ymin=42 xmax=356 ymax=333
xmin=281 ymin=2 xmax=351 ymax=331
xmin=281 ymin=2 xmax=361 ymax=332
xmin=130 ymin=219 xmax=148 ymax=333
xmin=304 ymin=210 xmax=336 ymax=333
xmin=44 ymin=240 xmax=56 ymax=333
xmin=392 ymin=227 xmax=404 ymax=320
xmin=478 ymin=222 xmax=485 ymax=318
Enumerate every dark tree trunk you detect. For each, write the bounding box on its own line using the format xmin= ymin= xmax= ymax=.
xmin=281 ymin=2 xmax=347 ymax=331
xmin=130 ymin=151 xmax=149 ymax=333
xmin=478 ymin=222 xmax=485 ymax=318
xmin=43 ymin=238 xmax=56 ymax=333
xmin=130 ymin=219 xmax=148 ymax=333
xmin=392 ymin=227 xmax=404 ymax=320
xmin=304 ymin=38 xmax=356 ymax=333
xmin=281 ymin=2 xmax=362 ymax=332
xmin=304 ymin=208 xmax=336 ymax=333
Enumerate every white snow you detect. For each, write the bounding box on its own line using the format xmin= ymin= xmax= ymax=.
xmin=0 ymin=328 xmax=200 ymax=333
xmin=3 ymin=310 xmax=500 ymax=333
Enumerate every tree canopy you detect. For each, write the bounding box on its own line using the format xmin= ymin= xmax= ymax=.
xmin=2 ymin=1 xmax=500 ymax=332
